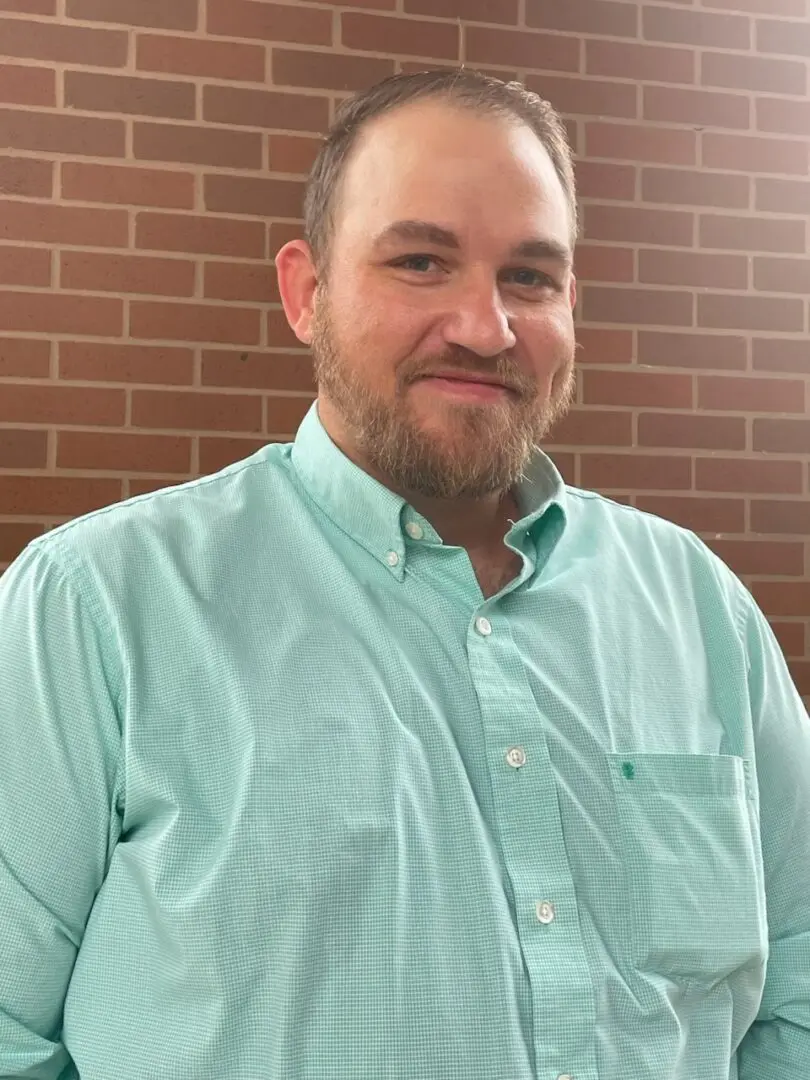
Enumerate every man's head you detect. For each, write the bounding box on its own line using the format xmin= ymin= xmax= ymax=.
xmin=276 ymin=70 xmax=578 ymax=501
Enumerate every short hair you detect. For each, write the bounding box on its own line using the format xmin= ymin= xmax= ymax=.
xmin=303 ymin=69 xmax=577 ymax=275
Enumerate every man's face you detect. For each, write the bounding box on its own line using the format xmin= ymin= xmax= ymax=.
xmin=310 ymin=100 xmax=577 ymax=500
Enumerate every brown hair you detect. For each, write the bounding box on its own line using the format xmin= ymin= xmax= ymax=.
xmin=303 ymin=69 xmax=577 ymax=276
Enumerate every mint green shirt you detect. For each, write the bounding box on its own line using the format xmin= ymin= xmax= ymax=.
xmin=1 ymin=402 xmax=809 ymax=1080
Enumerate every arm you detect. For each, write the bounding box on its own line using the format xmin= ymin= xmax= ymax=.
xmin=0 ymin=540 xmax=122 ymax=1079
xmin=737 ymin=594 xmax=810 ymax=1079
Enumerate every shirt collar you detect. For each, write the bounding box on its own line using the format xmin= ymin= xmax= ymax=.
xmin=291 ymin=401 xmax=567 ymax=579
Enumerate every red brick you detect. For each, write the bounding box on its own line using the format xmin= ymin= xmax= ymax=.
xmin=207 ymin=0 xmax=332 ymax=45
xmin=199 ymin=436 xmax=266 ymax=474
xmin=639 ymin=411 xmax=745 ymax=450
xmin=705 ymin=0 xmax=804 ymax=14
xmin=406 ymin=0 xmax=516 ymax=20
xmin=586 ymin=122 xmax=697 ymax=165
xmin=700 ymin=374 xmax=805 ymax=413
xmin=771 ymin=621 xmax=805 ymax=658
xmin=202 ymin=349 xmax=315 ymax=392
xmin=312 ymin=0 xmax=395 ymax=6
xmin=344 ymin=12 xmax=459 ymax=60
xmin=134 ymin=122 xmax=262 ymax=170
xmin=699 ymin=293 xmax=804 ymax=332
xmin=271 ymin=48 xmax=394 ymax=93
xmin=788 ymin=660 xmax=810 ymax=692
xmin=0 ymin=383 xmax=125 ymax=425
xmin=639 ymin=330 xmax=747 ymax=370
xmin=268 ymin=135 xmax=322 ymax=175
xmin=0 ymin=63 xmax=55 ymax=107
xmin=527 ymin=0 xmax=636 ymax=35
xmin=265 ymin=394 xmax=312 ymax=435
xmin=61 ymin=162 xmax=194 ymax=209
xmin=0 ymin=199 xmax=127 ymax=247
xmin=136 ymin=212 xmax=265 ymax=258
xmin=753 ymin=418 xmax=810 ymax=454
xmin=575 ymin=161 xmax=637 ymax=201
xmin=756 ymin=177 xmax=810 ymax=214
xmin=526 ymin=74 xmax=638 ymax=120
xmin=61 ymin=252 xmax=196 ymax=298
xmin=708 ymin=538 xmax=805 ymax=577
xmin=583 ymin=286 xmax=693 ymax=326
xmin=754 ymin=257 xmax=810 ymax=295
xmin=583 ymin=368 xmax=693 ymax=408
xmin=0 ymin=0 xmax=55 ymax=12
xmin=0 ymin=155 xmax=52 ymax=199
xmin=204 ymin=262 xmax=279 ymax=303
xmin=644 ymin=85 xmax=750 ymax=129
xmin=203 ymin=85 xmax=328 ymax=134
xmin=0 ymin=521 xmax=44 ymax=563
xmin=67 ymin=0 xmax=198 ymax=30
xmin=546 ymin=408 xmax=633 ymax=447
xmin=703 ymin=132 xmax=808 ymax=175
xmin=131 ymin=389 xmax=263 ymax=432
xmin=0 ymin=107 xmax=125 ymax=158
xmin=751 ymin=499 xmax=810 ymax=535
xmin=205 ymin=175 xmax=304 ymax=219
xmin=397 ymin=61 xmax=519 ymax=81
xmin=0 ymin=245 xmax=51 ymax=287
xmin=700 ymin=214 xmax=804 ymax=254
xmin=586 ymin=40 xmax=695 ymax=83
xmin=753 ymin=338 xmax=810 ymax=375
xmin=65 ymin=71 xmax=195 ymax=121
xmin=757 ymin=18 xmax=810 ymax=59
xmin=585 ymin=204 xmax=694 ymax=246
xmin=0 ymin=476 xmax=121 ymax=516
xmin=699 ymin=457 xmax=803 ymax=496
xmin=644 ymin=6 xmax=750 ymax=49
xmin=128 ymin=478 xmax=175 ymax=497
xmin=0 ymin=428 xmax=47 ymax=469
xmin=0 ymin=337 xmax=50 ymax=377
xmin=635 ymin=494 xmax=745 ymax=533
xmin=267 ymin=308 xmax=302 ymax=349
xmin=642 ymin=166 xmax=749 ymax=209
xmin=465 ymin=25 xmax=577 ymax=70
xmin=580 ymin=453 xmax=692 ymax=490
xmin=131 ymin=301 xmax=261 ymax=346
xmin=702 ymin=51 xmax=806 ymax=96
xmin=268 ymin=222 xmax=303 ymax=252
xmin=640 ymin=250 xmax=747 ymax=290
xmin=59 ymin=342 xmax=194 ymax=385
xmin=574 ymin=244 xmax=634 ymax=284
xmin=137 ymin=34 xmax=266 ymax=82
xmin=0 ymin=292 xmax=122 ymax=336
xmin=576 ymin=327 xmax=634 ymax=365
xmin=0 ymin=17 xmax=127 ymax=65
xmin=757 ymin=97 xmax=810 ymax=138
xmin=58 ymin=431 xmax=192 ymax=473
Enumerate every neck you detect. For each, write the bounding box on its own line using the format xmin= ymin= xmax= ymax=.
xmin=404 ymin=487 xmax=519 ymax=550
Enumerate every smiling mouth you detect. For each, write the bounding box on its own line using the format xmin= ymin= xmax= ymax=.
xmin=415 ymin=374 xmax=513 ymax=401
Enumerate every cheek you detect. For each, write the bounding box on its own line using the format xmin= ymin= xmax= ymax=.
xmin=519 ymin=305 xmax=576 ymax=367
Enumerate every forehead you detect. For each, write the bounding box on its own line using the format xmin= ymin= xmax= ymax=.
xmin=333 ymin=100 xmax=571 ymax=254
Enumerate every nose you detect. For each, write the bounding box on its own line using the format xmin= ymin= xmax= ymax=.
xmin=443 ymin=278 xmax=517 ymax=358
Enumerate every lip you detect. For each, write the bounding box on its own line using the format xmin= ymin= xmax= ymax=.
xmin=415 ymin=374 xmax=511 ymax=403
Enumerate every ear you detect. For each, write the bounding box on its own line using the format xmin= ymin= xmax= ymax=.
xmin=568 ymin=273 xmax=577 ymax=312
xmin=275 ymin=240 xmax=319 ymax=345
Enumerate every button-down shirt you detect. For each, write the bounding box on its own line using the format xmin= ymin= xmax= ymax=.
xmin=1 ymin=402 xmax=809 ymax=1080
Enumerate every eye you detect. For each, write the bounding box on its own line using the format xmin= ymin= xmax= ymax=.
xmin=393 ymin=255 xmax=441 ymax=273
xmin=503 ymin=267 xmax=557 ymax=289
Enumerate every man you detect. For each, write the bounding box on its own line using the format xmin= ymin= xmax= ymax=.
xmin=0 ymin=70 xmax=808 ymax=1080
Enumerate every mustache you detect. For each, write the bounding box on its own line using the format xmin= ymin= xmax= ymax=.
xmin=401 ymin=348 xmax=535 ymax=397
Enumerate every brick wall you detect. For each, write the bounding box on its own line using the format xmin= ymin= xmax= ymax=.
xmin=1 ymin=0 xmax=809 ymax=692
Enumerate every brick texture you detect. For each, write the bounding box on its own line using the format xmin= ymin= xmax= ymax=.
xmin=1 ymin=2 xmax=809 ymax=692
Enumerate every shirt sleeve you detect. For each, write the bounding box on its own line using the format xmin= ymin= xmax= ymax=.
xmin=737 ymin=591 xmax=810 ymax=1080
xmin=0 ymin=540 xmax=123 ymax=1079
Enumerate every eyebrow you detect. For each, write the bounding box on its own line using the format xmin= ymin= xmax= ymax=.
xmin=373 ymin=219 xmax=573 ymax=266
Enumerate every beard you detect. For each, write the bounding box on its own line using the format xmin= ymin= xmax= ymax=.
xmin=310 ymin=296 xmax=576 ymax=501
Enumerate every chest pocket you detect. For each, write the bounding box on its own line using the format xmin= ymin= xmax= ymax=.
xmin=607 ymin=752 xmax=767 ymax=986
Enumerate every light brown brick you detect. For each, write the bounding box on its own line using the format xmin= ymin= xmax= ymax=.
xmin=0 ymin=429 xmax=47 ymax=469
xmin=527 ymin=0 xmax=636 ymax=35
xmin=698 ymin=293 xmax=804 ymax=332
xmin=61 ymin=252 xmax=196 ymax=297
xmin=207 ymin=0 xmax=332 ymax=45
xmin=0 ymin=107 xmax=125 ymax=158
xmin=752 ymin=338 xmax=810 ymax=374
xmin=202 ymin=350 xmax=315 ymax=393
xmin=576 ymin=327 xmax=634 ymax=365
xmin=199 ymin=436 xmax=267 ymax=474
xmin=137 ymin=34 xmax=266 ymax=82
xmin=0 ymin=16 xmax=127 ymax=65
xmin=640 ymin=250 xmax=747 ymax=290
xmin=265 ymin=394 xmax=312 ymax=435
xmin=587 ymin=122 xmax=697 ymax=165
xmin=0 ymin=199 xmax=128 ymax=246
xmin=702 ymin=51 xmax=806 ymax=96
xmin=575 ymin=160 xmax=637 ymax=201
xmin=466 ymin=24 xmax=577 ymax=70
xmin=205 ymin=174 xmax=304 ymax=219
xmin=703 ymin=132 xmax=808 ymax=175
xmin=65 ymin=72 xmax=196 ymax=121
xmin=134 ymin=122 xmax=262 ymax=169
xmin=0 ymin=337 xmax=50 ymax=377
xmin=59 ymin=342 xmax=194 ymax=385
xmin=271 ymin=48 xmax=394 ymax=93
xmin=635 ymin=494 xmax=745 ymax=534
xmin=131 ymin=388 xmax=263 ymax=432
xmin=753 ymin=418 xmax=810 ymax=454
xmin=707 ymin=0 xmax=804 ymax=13
xmin=0 ymin=63 xmax=55 ymax=106
xmin=700 ymin=373 xmax=806 ymax=413
xmin=701 ymin=214 xmax=804 ymax=254
xmin=526 ymin=74 xmax=638 ymax=120
xmin=644 ymin=85 xmax=750 ymax=129
xmin=0 ymin=155 xmax=52 ymax=198
xmin=67 ymin=0 xmax=198 ymax=30
xmin=697 ymin=456 xmax=803 ymax=494
xmin=642 ymin=167 xmax=749 ymax=209
xmin=268 ymin=222 xmax=304 ymax=253
xmin=0 ymin=0 xmax=55 ymax=13
xmin=0 ymin=245 xmax=51 ymax=287
xmin=586 ymin=40 xmax=695 ymax=84
xmin=203 ymin=85 xmax=328 ymax=132
xmin=754 ymin=257 xmax=810 ymax=295
xmin=639 ymin=412 xmax=746 ymax=450
xmin=58 ymin=431 xmax=192 ymax=473
xmin=757 ymin=17 xmax=810 ymax=58
xmin=268 ymin=134 xmax=322 ymax=175
xmin=204 ymin=262 xmax=280 ymax=303
xmin=406 ymin=0 xmax=516 ymax=20
xmin=130 ymin=301 xmax=261 ymax=345
xmin=756 ymin=178 xmax=810 ymax=214
xmin=0 ymin=383 xmax=125 ymax=425
xmin=583 ymin=369 xmax=692 ymax=408
xmin=266 ymin=308 xmax=302 ymax=349
xmin=771 ymin=621 xmax=805 ymax=658
xmin=574 ymin=244 xmax=634 ymax=284
xmin=751 ymin=499 xmax=810 ymax=535
xmin=708 ymin=538 xmax=805 ymax=577
xmin=580 ymin=453 xmax=692 ymax=491
xmin=638 ymin=330 xmax=747 ymax=370
xmin=585 ymin=204 xmax=694 ymax=246
xmin=583 ymin=286 xmax=693 ymax=326
xmin=546 ymin=408 xmax=632 ymax=446
xmin=0 ymin=476 xmax=121 ymax=516
xmin=757 ymin=97 xmax=810 ymax=138
xmin=137 ymin=212 xmax=265 ymax=258
xmin=0 ymin=522 xmax=45 ymax=563
xmin=61 ymin=163 xmax=195 ymax=209
xmin=0 ymin=292 xmax=123 ymax=337
xmin=644 ymin=6 xmax=750 ymax=49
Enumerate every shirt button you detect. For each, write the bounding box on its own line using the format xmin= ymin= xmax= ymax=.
xmin=505 ymin=746 xmax=526 ymax=769
xmin=536 ymin=901 xmax=556 ymax=924
xmin=386 ymin=551 xmax=400 ymax=567
xmin=405 ymin=522 xmax=424 ymax=540
xmin=475 ymin=616 xmax=492 ymax=637
xmin=558 ymin=1075 xmax=574 ymax=1080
